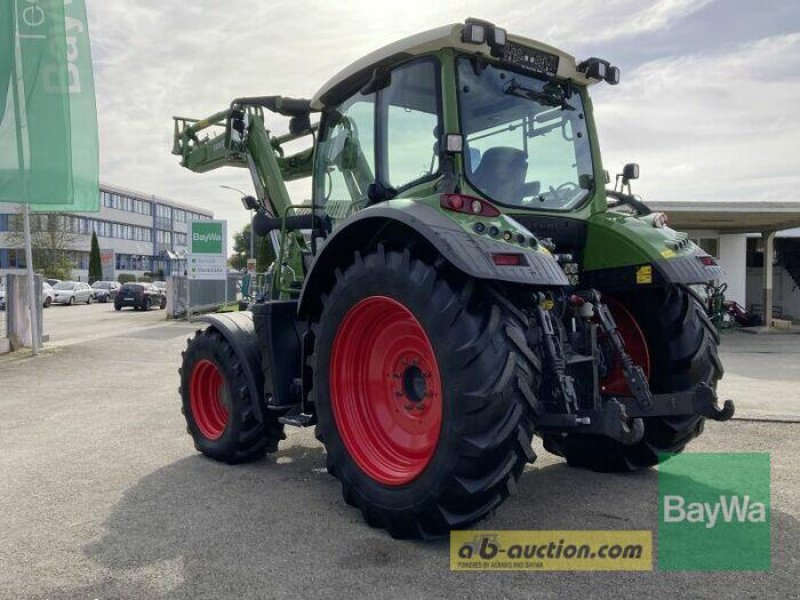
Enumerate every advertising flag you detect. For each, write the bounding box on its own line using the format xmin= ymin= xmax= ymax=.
xmin=0 ymin=0 xmax=99 ymax=211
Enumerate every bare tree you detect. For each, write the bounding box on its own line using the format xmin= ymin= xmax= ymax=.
xmin=6 ymin=209 xmax=80 ymax=279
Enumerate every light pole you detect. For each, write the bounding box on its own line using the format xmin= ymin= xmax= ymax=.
xmin=219 ymin=185 xmax=255 ymax=259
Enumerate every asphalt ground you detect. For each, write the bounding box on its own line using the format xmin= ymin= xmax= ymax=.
xmin=1 ymin=310 xmax=798 ymax=599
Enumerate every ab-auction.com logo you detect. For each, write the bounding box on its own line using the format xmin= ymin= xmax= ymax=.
xmin=658 ymin=452 xmax=771 ymax=571
xmin=450 ymin=530 xmax=652 ymax=571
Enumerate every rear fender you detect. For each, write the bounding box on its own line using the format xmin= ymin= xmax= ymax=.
xmin=298 ymin=200 xmax=569 ymax=317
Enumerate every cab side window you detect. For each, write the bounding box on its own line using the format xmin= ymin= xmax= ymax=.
xmin=315 ymin=93 xmax=376 ymax=219
xmin=380 ymin=59 xmax=441 ymax=190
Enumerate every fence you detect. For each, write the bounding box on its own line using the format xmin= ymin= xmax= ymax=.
xmin=166 ymin=273 xmax=242 ymax=319
xmin=1 ymin=274 xmax=7 ymax=350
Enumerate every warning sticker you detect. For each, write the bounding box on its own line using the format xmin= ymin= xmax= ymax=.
xmin=636 ymin=265 xmax=653 ymax=284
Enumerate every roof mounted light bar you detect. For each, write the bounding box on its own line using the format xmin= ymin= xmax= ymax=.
xmin=577 ymin=57 xmax=620 ymax=85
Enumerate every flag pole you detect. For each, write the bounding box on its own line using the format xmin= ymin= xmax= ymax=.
xmin=22 ymin=203 xmax=40 ymax=354
xmin=11 ymin=2 xmax=40 ymax=355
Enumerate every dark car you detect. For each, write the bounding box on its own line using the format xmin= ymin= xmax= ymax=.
xmin=114 ymin=283 xmax=166 ymax=311
xmin=91 ymin=280 xmax=121 ymax=303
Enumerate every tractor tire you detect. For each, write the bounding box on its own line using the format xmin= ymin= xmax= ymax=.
xmin=542 ymin=285 xmax=722 ymax=472
xmin=311 ymin=245 xmax=540 ymax=539
xmin=180 ymin=327 xmax=284 ymax=464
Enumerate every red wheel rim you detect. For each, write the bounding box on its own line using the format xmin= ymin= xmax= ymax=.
xmin=190 ymin=359 xmax=229 ymax=440
xmin=598 ymin=297 xmax=651 ymax=395
xmin=330 ymin=296 xmax=443 ymax=486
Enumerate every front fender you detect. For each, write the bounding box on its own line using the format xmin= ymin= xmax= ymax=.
xmin=582 ymin=212 xmax=724 ymax=288
xmin=298 ymin=200 xmax=569 ymax=317
xmin=193 ymin=311 xmax=266 ymax=420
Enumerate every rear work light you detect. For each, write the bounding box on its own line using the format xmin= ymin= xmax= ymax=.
xmin=491 ymin=253 xmax=525 ymax=266
xmin=441 ymin=194 xmax=500 ymax=217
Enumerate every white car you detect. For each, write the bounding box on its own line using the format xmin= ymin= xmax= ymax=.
xmin=42 ymin=282 xmax=55 ymax=308
xmin=52 ymin=281 xmax=93 ymax=305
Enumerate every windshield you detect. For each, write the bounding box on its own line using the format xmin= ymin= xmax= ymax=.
xmin=92 ymin=282 xmax=110 ymax=289
xmin=457 ymin=57 xmax=594 ymax=210
xmin=55 ymin=282 xmax=76 ymax=290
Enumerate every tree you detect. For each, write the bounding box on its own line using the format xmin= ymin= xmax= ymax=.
xmin=256 ymin=234 xmax=275 ymax=274
xmin=229 ymin=222 xmax=275 ymax=272
xmin=6 ymin=209 xmax=77 ymax=280
xmin=88 ymin=231 xmax=102 ymax=283
xmin=228 ymin=223 xmax=252 ymax=271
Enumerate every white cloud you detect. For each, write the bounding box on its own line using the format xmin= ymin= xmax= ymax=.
xmin=593 ymin=32 xmax=800 ymax=202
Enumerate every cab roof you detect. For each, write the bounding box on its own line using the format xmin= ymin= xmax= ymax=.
xmin=310 ymin=23 xmax=594 ymax=110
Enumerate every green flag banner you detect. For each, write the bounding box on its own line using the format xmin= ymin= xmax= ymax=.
xmin=32 ymin=0 xmax=98 ymax=212
xmin=0 ymin=0 xmax=99 ymax=211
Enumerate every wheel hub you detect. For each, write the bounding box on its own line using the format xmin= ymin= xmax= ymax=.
xmin=189 ymin=359 xmax=229 ymax=440
xmin=330 ymin=296 xmax=443 ymax=486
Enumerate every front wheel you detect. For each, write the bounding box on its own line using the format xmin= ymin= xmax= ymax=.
xmin=180 ymin=327 xmax=284 ymax=463
xmin=144 ymin=298 xmax=152 ymax=311
xmin=312 ymin=245 xmax=540 ymax=539
xmin=542 ymin=285 xmax=722 ymax=472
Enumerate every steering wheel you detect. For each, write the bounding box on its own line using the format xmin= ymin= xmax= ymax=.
xmin=548 ymin=182 xmax=579 ymax=202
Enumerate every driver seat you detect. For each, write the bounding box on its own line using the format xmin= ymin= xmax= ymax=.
xmin=470 ymin=147 xmax=528 ymax=203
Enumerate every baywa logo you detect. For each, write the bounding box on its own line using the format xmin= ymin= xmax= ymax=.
xmin=192 ymin=232 xmax=222 ymax=243
xmin=663 ymin=494 xmax=767 ymax=529
xmin=658 ymin=452 xmax=771 ymax=571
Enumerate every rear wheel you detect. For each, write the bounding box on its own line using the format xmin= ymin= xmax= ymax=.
xmin=311 ymin=245 xmax=540 ymax=539
xmin=144 ymin=298 xmax=152 ymax=311
xmin=180 ymin=327 xmax=284 ymax=463
xmin=542 ymin=285 xmax=722 ymax=472
xmin=44 ymin=297 xmax=51 ymax=308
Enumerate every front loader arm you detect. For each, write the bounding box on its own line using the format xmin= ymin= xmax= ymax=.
xmin=171 ymin=97 xmax=316 ymax=220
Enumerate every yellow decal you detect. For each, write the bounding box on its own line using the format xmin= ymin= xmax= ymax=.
xmin=636 ymin=265 xmax=653 ymax=284
xmin=451 ymin=530 xmax=652 ymax=571
xmin=541 ymin=298 xmax=554 ymax=310
xmin=660 ymin=248 xmax=676 ymax=258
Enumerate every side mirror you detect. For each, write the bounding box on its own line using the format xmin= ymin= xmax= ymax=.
xmin=622 ymin=163 xmax=639 ymax=182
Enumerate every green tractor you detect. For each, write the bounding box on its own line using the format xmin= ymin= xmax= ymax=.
xmin=173 ymin=19 xmax=734 ymax=539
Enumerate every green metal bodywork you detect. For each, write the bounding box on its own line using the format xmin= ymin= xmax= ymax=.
xmin=171 ymin=33 xmax=705 ymax=296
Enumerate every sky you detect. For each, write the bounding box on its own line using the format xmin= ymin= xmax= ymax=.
xmin=85 ymin=0 xmax=800 ymax=240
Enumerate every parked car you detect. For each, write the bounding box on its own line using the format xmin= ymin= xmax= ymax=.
xmin=0 ymin=282 xmax=54 ymax=308
xmin=152 ymin=280 xmax=167 ymax=292
xmin=91 ymin=280 xmax=121 ymax=303
xmin=52 ymin=281 xmax=93 ymax=305
xmin=115 ymin=282 xmax=166 ymax=311
xmin=42 ymin=282 xmax=55 ymax=308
